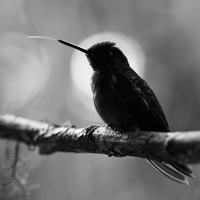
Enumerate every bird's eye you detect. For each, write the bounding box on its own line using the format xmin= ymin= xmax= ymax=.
xmin=109 ymin=51 xmax=113 ymax=56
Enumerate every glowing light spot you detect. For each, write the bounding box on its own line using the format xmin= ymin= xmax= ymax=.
xmin=0 ymin=33 xmax=50 ymax=112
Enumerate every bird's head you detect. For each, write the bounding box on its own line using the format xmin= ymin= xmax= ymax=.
xmin=27 ymin=36 xmax=130 ymax=72
xmin=86 ymin=41 xmax=130 ymax=72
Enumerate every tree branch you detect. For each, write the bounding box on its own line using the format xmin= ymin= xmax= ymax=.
xmin=0 ymin=114 xmax=199 ymax=164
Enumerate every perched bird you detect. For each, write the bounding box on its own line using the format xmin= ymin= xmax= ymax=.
xmin=28 ymin=36 xmax=194 ymax=185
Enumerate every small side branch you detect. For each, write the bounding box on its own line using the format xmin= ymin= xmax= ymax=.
xmin=0 ymin=114 xmax=199 ymax=164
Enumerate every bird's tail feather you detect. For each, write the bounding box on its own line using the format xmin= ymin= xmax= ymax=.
xmin=169 ymin=162 xmax=195 ymax=179
xmin=147 ymin=159 xmax=194 ymax=185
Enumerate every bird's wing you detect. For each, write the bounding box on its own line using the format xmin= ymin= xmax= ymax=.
xmin=113 ymin=71 xmax=169 ymax=132
xmin=113 ymin=71 xmax=194 ymax=184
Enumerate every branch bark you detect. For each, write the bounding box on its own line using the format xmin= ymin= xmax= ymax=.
xmin=0 ymin=114 xmax=199 ymax=164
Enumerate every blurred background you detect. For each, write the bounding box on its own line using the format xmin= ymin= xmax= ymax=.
xmin=0 ymin=0 xmax=200 ymax=199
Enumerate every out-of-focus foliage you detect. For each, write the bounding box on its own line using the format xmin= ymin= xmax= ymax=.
xmin=0 ymin=0 xmax=200 ymax=199
xmin=0 ymin=142 xmax=38 ymax=199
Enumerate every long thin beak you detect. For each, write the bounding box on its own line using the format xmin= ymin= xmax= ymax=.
xmin=27 ymin=36 xmax=88 ymax=54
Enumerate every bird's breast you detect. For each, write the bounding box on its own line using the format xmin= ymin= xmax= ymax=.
xmin=92 ymin=72 xmax=134 ymax=129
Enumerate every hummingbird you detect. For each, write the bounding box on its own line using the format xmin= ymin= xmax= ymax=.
xmin=28 ymin=36 xmax=195 ymax=185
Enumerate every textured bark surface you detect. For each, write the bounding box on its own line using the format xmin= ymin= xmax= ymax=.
xmin=0 ymin=114 xmax=199 ymax=164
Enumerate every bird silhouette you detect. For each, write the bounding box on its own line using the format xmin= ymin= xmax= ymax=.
xmin=28 ymin=36 xmax=195 ymax=185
